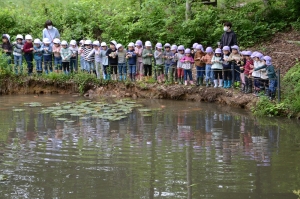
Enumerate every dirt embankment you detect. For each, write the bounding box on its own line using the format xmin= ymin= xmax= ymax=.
xmin=86 ymin=83 xmax=258 ymax=109
xmin=0 ymin=78 xmax=258 ymax=110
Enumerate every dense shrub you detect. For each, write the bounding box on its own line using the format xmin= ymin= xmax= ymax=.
xmin=0 ymin=0 xmax=299 ymax=48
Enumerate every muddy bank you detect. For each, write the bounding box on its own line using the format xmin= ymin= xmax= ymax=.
xmin=0 ymin=77 xmax=80 ymax=95
xmin=0 ymin=78 xmax=258 ymax=109
xmin=86 ymin=83 xmax=258 ymax=109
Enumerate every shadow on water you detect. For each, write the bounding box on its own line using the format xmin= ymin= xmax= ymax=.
xmin=0 ymin=95 xmax=300 ymax=199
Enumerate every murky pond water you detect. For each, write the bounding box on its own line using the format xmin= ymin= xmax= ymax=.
xmin=0 ymin=95 xmax=300 ymax=199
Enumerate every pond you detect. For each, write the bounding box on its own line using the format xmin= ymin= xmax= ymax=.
xmin=0 ymin=95 xmax=300 ymax=199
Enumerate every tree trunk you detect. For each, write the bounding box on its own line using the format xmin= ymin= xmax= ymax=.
xmin=185 ymin=0 xmax=191 ymax=21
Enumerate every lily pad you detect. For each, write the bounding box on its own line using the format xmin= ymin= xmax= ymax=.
xmin=0 ymin=175 xmax=8 ymax=181
xmin=13 ymin=109 xmax=25 ymax=112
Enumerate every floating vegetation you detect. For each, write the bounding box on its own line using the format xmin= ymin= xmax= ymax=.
xmin=24 ymin=102 xmax=42 ymax=107
xmin=0 ymin=175 xmax=8 ymax=181
xmin=12 ymin=109 xmax=25 ymax=112
xmin=38 ymin=99 xmax=145 ymax=122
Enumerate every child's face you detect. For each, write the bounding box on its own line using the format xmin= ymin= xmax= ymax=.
xmin=232 ymin=49 xmax=238 ymax=54
xmin=208 ymin=52 xmax=213 ymax=55
xmin=102 ymin=46 xmax=107 ymax=50
xmin=62 ymin=45 xmax=67 ymax=49
xmin=86 ymin=44 xmax=92 ymax=49
xmin=2 ymin=38 xmax=8 ymax=43
xmin=26 ymin=39 xmax=32 ymax=43
xmin=54 ymin=43 xmax=59 ymax=47
xmin=118 ymin=47 xmax=123 ymax=51
xmin=34 ymin=43 xmax=40 ymax=47
xmin=254 ymin=57 xmax=259 ymax=61
xmin=216 ymin=53 xmax=221 ymax=57
xmin=179 ymin=50 xmax=184 ymax=54
xmin=17 ymin=39 xmax=22 ymax=44
xmin=44 ymin=43 xmax=50 ymax=46
xmin=146 ymin=46 xmax=151 ymax=50
xmin=245 ymin=55 xmax=251 ymax=60
xmin=128 ymin=46 xmax=133 ymax=51
xmin=136 ymin=45 xmax=141 ymax=49
xmin=165 ymin=47 xmax=170 ymax=51
xmin=186 ymin=53 xmax=190 ymax=57
xmin=223 ymin=50 xmax=229 ymax=55
xmin=157 ymin=48 xmax=162 ymax=51
xmin=71 ymin=45 xmax=76 ymax=48
xmin=263 ymin=60 xmax=266 ymax=65
xmin=172 ymin=49 xmax=176 ymax=53
xmin=110 ymin=44 xmax=115 ymax=49
xmin=94 ymin=45 xmax=99 ymax=49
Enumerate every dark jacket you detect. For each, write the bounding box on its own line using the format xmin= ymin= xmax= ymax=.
xmin=127 ymin=49 xmax=136 ymax=65
xmin=106 ymin=48 xmax=118 ymax=65
xmin=220 ymin=30 xmax=237 ymax=48
xmin=221 ymin=53 xmax=231 ymax=69
xmin=1 ymin=42 xmax=13 ymax=55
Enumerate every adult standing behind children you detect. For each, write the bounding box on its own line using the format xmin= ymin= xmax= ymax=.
xmin=42 ymin=20 xmax=60 ymax=45
xmin=219 ymin=22 xmax=238 ymax=49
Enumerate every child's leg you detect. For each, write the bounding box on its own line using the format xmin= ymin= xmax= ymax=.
xmin=66 ymin=62 xmax=70 ymax=74
xmin=138 ymin=62 xmax=144 ymax=80
xmin=164 ymin=64 xmax=169 ymax=81
xmin=218 ymin=70 xmax=223 ymax=87
xmin=144 ymin=64 xmax=148 ymax=77
xmin=205 ymin=64 xmax=210 ymax=84
xmin=90 ymin=61 xmax=95 ymax=74
xmin=85 ymin=61 xmax=90 ymax=73
xmin=80 ymin=57 xmax=85 ymax=71
xmin=14 ymin=56 xmax=18 ymax=74
xmin=57 ymin=57 xmax=62 ymax=73
xmin=118 ymin=64 xmax=123 ymax=80
xmin=213 ymin=69 xmax=218 ymax=87
xmin=95 ymin=62 xmax=100 ymax=79
xmin=24 ymin=54 xmax=33 ymax=75
xmin=19 ymin=55 xmax=23 ymax=74
xmin=269 ymin=79 xmax=277 ymax=99
xmin=188 ymin=70 xmax=193 ymax=84
xmin=123 ymin=63 xmax=127 ymax=80
xmin=183 ymin=69 xmax=188 ymax=85
xmin=174 ymin=66 xmax=178 ymax=83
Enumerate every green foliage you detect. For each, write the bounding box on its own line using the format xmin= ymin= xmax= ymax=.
xmin=0 ymin=0 xmax=299 ymax=48
xmin=251 ymin=96 xmax=287 ymax=117
xmin=282 ymin=61 xmax=300 ymax=116
xmin=0 ymin=52 xmax=14 ymax=76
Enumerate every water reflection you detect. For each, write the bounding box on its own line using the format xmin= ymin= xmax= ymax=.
xmin=0 ymin=96 xmax=299 ymax=199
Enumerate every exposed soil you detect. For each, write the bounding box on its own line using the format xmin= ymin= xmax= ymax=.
xmin=86 ymin=83 xmax=258 ymax=109
xmin=250 ymin=29 xmax=300 ymax=75
xmin=0 ymin=77 xmax=258 ymax=110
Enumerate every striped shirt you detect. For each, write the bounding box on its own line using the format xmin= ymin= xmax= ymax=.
xmin=84 ymin=47 xmax=94 ymax=61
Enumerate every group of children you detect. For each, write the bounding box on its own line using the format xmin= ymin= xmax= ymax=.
xmin=0 ymin=34 xmax=277 ymax=100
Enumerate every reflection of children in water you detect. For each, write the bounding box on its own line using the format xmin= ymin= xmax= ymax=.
xmin=26 ymin=110 xmax=37 ymax=142
xmin=177 ymin=111 xmax=193 ymax=146
xmin=52 ymin=121 xmax=64 ymax=150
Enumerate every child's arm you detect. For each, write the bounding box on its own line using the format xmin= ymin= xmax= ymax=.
xmin=154 ymin=51 xmax=160 ymax=59
xmin=105 ymin=49 xmax=111 ymax=57
xmin=254 ymin=65 xmax=267 ymax=71
xmin=60 ymin=49 xmax=65 ymax=60
xmin=180 ymin=57 xmax=186 ymax=63
xmin=48 ymin=46 xmax=53 ymax=54
xmin=131 ymin=51 xmax=136 ymax=58
xmin=211 ymin=56 xmax=215 ymax=63
xmin=142 ymin=49 xmax=148 ymax=58
xmin=66 ymin=49 xmax=72 ymax=59
xmin=87 ymin=49 xmax=95 ymax=58
xmin=190 ymin=57 xmax=195 ymax=64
